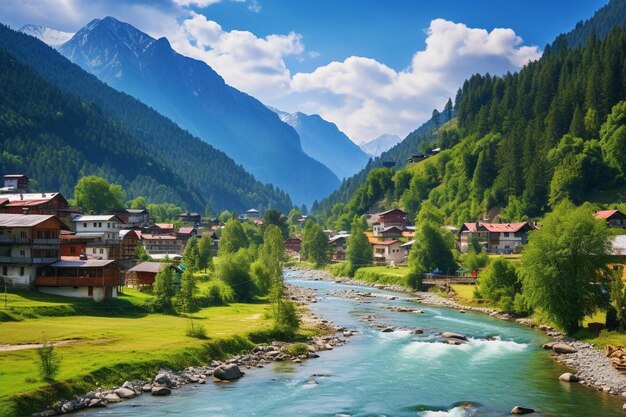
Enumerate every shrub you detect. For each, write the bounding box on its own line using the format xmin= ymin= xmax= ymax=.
xmin=284 ymin=343 xmax=309 ymax=356
xmin=274 ymin=300 xmax=300 ymax=334
xmin=37 ymin=341 xmax=60 ymax=381
xmin=185 ymin=319 xmax=208 ymax=339
xmin=203 ymin=280 xmax=235 ymax=306
xmin=406 ymin=271 xmax=422 ymax=290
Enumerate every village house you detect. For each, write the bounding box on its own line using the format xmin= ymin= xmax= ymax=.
xmin=0 ymin=191 xmax=80 ymax=227
xmin=595 ymin=209 xmax=626 ymax=229
xmin=125 ymin=261 xmax=182 ymax=288
xmin=372 ymin=224 xmax=404 ymax=240
xmin=377 ymin=208 xmax=408 ymax=229
xmin=60 ymin=232 xmax=100 ymax=259
xmin=1 ymin=174 xmax=30 ymax=193
xmin=284 ymin=237 xmax=302 ymax=254
xmin=72 ymin=214 xmax=126 ymax=260
xmin=371 ymin=240 xmax=404 ymax=266
xmin=458 ymin=221 xmax=536 ymax=254
xmin=109 ymin=208 xmax=150 ymax=227
xmin=0 ymin=213 xmax=66 ymax=288
xmin=176 ymin=227 xmax=197 ymax=245
xmin=119 ymin=229 xmax=141 ymax=260
xmin=141 ymin=234 xmax=184 ymax=256
xmin=401 ymin=240 xmax=414 ymax=259
xmin=179 ymin=211 xmax=202 ymax=225
xmin=239 ymin=208 xmax=261 ymax=221
xmin=36 ymin=259 xmax=124 ymax=301
xmin=144 ymin=223 xmax=175 ymax=235
xmin=329 ymin=234 xmax=349 ymax=261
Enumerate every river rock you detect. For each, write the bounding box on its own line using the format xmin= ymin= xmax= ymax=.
xmin=511 ymin=405 xmax=535 ymax=414
xmin=103 ymin=393 xmax=121 ymax=403
xmin=381 ymin=327 xmax=394 ymax=333
xmin=61 ymin=402 xmax=75 ymax=413
xmin=114 ymin=387 xmax=136 ymax=399
xmin=552 ymin=343 xmax=578 ymax=354
xmin=142 ymin=384 xmax=153 ymax=392
xmin=88 ymin=398 xmax=106 ymax=408
xmin=154 ymin=373 xmax=171 ymax=385
xmin=441 ymin=332 xmax=468 ymax=341
xmin=559 ymin=372 xmax=579 ymax=382
xmin=213 ymin=364 xmax=244 ymax=381
xmin=151 ymin=386 xmax=171 ymax=396
xmin=411 ymin=328 xmax=424 ymax=334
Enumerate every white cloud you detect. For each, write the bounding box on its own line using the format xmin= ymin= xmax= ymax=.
xmin=173 ymin=0 xmax=222 ymax=7
xmin=166 ymin=12 xmax=303 ymax=99
xmin=288 ymin=19 xmax=541 ymax=142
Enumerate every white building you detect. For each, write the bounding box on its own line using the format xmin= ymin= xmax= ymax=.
xmin=72 ymin=215 xmax=126 ymax=260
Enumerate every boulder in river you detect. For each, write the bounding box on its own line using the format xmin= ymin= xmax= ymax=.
xmin=114 ymin=387 xmax=136 ymax=399
xmin=381 ymin=327 xmax=394 ymax=333
xmin=552 ymin=343 xmax=578 ymax=354
xmin=213 ymin=364 xmax=244 ymax=381
xmin=559 ymin=372 xmax=579 ymax=382
xmin=511 ymin=405 xmax=535 ymax=414
xmin=151 ymin=386 xmax=171 ymax=396
xmin=441 ymin=332 xmax=468 ymax=341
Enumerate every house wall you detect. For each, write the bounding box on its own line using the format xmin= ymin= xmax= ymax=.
xmin=38 ymin=286 xmax=117 ymax=301
xmin=0 ymin=265 xmax=37 ymax=287
xmin=75 ymin=219 xmax=123 ymax=242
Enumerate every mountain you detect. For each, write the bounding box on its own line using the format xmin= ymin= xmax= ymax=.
xmin=19 ymin=24 xmax=73 ymax=47
xmin=0 ymin=23 xmax=293 ymax=213
xmin=273 ymin=109 xmax=370 ymax=180
xmin=360 ymin=134 xmax=402 ymax=157
xmin=56 ymin=17 xmax=339 ymax=206
xmin=547 ymin=0 xmax=626 ymax=54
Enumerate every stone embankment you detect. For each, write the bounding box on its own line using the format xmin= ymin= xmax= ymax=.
xmin=290 ymin=267 xmax=626 ymax=399
xmin=31 ymin=284 xmax=349 ymax=417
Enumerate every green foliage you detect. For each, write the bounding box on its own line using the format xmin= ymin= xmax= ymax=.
xmin=197 ymin=235 xmax=214 ymax=272
xmin=408 ymin=222 xmax=457 ymax=275
xmin=36 ymin=341 xmax=60 ymax=382
xmin=301 ymin=222 xmax=330 ymax=267
xmin=176 ymin=270 xmax=198 ymax=314
xmin=127 ymin=196 xmax=147 ymax=209
xmin=261 ymin=225 xmax=285 ymax=285
xmin=600 ymin=101 xmax=626 ymax=175
xmin=345 ymin=216 xmax=373 ymax=276
xmin=610 ymin=267 xmax=626 ymax=331
xmin=461 ymin=249 xmax=489 ymax=272
xmin=202 ymin=280 xmax=235 ymax=306
xmin=216 ymin=250 xmax=256 ymax=302
xmin=261 ymin=210 xmax=289 ymax=239
xmin=185 ymin=318 xmax=208 ymax=339
xmin=519 ymin=202 xmax=614 ymax=334
xmin=475 ymin=258 xmax=520 ymax=312
xmin=147 ymin=203 xmax=183 ymax=223
xmin=134 ymin=243 xmax=151 ymax=261
xmin=273 ymin=300 xmax=300 ymax=334
xmin=250 ymin=260 xmax=272 ymax=295
xmin=182 ymin=237 xmax=200 ymax=273
xmin=151 ymin=267 xmax=176 ymax=314
xmin=284 ymin=343 xmax=309 ymax=356
xmin=71 ymin=175 xmax=125 ymax=214
xmin=218 ymin=219 xmax=249 ymax=256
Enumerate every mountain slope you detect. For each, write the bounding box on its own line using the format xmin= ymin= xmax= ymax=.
xmin=274 ymin=109 xmax=370 ymax=179
xmin=0 ymin=23 xmax=292 ymax=213
xmin=547 ymin=0 xmax=626 ymax=53
xmin=58 ymin=17 xmax=339 ymax=206
xmin=19 ymin=24 xmax=73 ymax=47
xmin=360 ymin=134 xmax=402 ymax=157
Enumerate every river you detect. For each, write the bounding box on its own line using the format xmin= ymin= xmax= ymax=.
xmin=78 ymin=270 xmax=624 ymax=416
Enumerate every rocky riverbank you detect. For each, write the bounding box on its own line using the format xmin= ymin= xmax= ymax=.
xmin=31 ymin=284 xmax=350 ymax=417
xmin=287 ymin=267 xmax=626 ymax=399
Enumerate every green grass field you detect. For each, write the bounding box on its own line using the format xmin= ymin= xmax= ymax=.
xmin=353 ymin=265 xmax=410 ymax=286
xmin=0 ymin=289 xmax=272 ymax=416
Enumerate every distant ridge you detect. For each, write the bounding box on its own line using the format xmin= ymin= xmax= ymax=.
xmin=360 ymin=134 xmax=403 ymax=157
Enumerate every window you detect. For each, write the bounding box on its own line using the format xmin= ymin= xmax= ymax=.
xmin=99 ymin=222 xmax=102 ymax=227
xmin=93 ymin=222 xmax=97 ymax=227
xmin=19 ymin=267 xmax=24 ymax=276
xmin=20 ymin=250 xmax=25 ymax=257
xmin=84 ymin=223 xmax=87 ymax=228
xmin=70 ymin=246 xmax=76 ymax=254
xmin=2 ymin=266 xmax=6 ymax=275
xmin=107 ymin=223 xmax=110 ymax=228
xmin=99 ymin=248 xmax=104 ymax=254
xmin=93 ymin=248 xmax=97 ymax=254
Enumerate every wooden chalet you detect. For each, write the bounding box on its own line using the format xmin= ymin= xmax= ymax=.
xmin=126 ymin=261 xmax=182 ymax=288
xmin=459 ymin=222 xmax=536 ymax=254
xmin=36 ymin=260 xmax=124 ymax=301
xmin=284 ymin=237 xmax=302 ymax=254
xmin=595 ymin=210 xmax=626 ymax=229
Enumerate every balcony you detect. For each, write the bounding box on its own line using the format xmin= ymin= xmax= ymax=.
xmin=0 ymin=256 xmax=58 ymax=264
xmin=35 ymin=275 xmax=124 ymax=287
xmin=33 ymin=238 xmax=61 ymax=245
xmin=0 ymin=235 xmax=30 ymax=244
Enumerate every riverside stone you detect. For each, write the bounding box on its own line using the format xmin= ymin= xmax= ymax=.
xmin=552 ymin=343 xmax=578 ymax=354
xmin=511 ymin=405 xmax=535 ymax=414
xmin=114 ymin=387 xmax=136 ymax=399
xmin=103 ymin=393 xmax=121 ymax=403
xmin=559 ymin=373 xmax=579 ymax=382
xmin=441 ymin=332 xmax=468 ymax=341
xmin=151 ymin=386 xmax=171 ymax=396
xmin=213 ymin=364 xmax=243 ymax=381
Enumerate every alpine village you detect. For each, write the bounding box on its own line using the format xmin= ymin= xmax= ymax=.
xmin=3 ymin=1 xmax=626 ymax=416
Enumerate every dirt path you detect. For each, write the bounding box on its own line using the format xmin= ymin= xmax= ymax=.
xmin=0 ymin=339 xmax=79 ymax=352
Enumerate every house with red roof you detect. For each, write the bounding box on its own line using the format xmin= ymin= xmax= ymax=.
xmin=459 ymin=221 xmax=536 ymax=254
xmin=595 ymin=209 xmax=626 ymax=229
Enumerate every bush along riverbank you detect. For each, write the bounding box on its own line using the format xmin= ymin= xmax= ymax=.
xmin=28 ymin=285 xmax=352 ymax=417
xmin=291 ymin=267 xmax=626 ymax=399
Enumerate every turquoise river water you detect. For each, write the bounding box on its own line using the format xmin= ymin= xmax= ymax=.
xmin=78 ymin=270 xmax=625 ymax=416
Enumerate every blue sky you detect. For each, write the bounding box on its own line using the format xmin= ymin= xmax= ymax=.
xmin=0 ymin=0 xmax=610 ymax=142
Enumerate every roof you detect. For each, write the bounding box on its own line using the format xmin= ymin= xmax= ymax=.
xmin=461 ymin=222 xmax=533 ymax=233
xmin=246 ymin=209 xmax=259 ymax=213
xmin=178 ymin=227 xmax=195 ymax=234
xmin=141 ymin=234 xmax=179 ymax=240
xmin=371 ymin=240 xmax=400 ymax=246
xmin=595 ymin=210 xmax=624 ymax=220
xmin=329 ymin=234 xmax=349 ymax=243
xmin=128 ymin=262 xmax=170 ymax=273
xmin=50 ymin=260 xmax=118 ymax=268
xmin=155 ymin=223 xmax=174 ymax=229
xmin=119 ymin=229 xmax=140 ymax=239
xmin=382 ymin=226 xmax=403 ymax=233
xmin=4 ymin=174 xmax=28 ymax=179
xmin=378 ymin=208 xmax=407 ymax=217
xmin=0 ymin=213 xmax=59 ymax=228
xmin=0 ymin=192 xmax=65 ymax=207
xmin=401 ymin=240 xmax=415 ymax=247
xmin=72 ymin=214 xmax=122 ymax=222
xmin=150 ymin=253 xmax=182 ymax=260
xmin=110 ymin=208 xmax=148 ymax=214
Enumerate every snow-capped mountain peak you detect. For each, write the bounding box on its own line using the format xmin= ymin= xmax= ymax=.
xmin=360 ymin=134 xmax=403 ymax=157
xmin=19 ymin=24 xmax=74 ymax=47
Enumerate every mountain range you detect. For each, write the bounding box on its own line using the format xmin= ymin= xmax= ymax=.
xmin=273 ymin=109 xmax=370 ymax=180
xmin=1 ymin=23 xmax=293 ymax=213
xmin=359 ymin=134 xmax=403 ymax=157
xmin=19 ymin=24 xmax=73 ymax=47
xmin=51 ymin=17 xmax=339 ymax=206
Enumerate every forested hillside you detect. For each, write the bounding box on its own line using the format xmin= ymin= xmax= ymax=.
xmin=321 ymin=27 xmax=626 ymax=228
xmin=0 ymin=24 xmax=292 ymax=213
xmin=313 ymin=101 xmax=454 ymax=215
xmin=547 ymin=0 xmax=626 ymax=53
